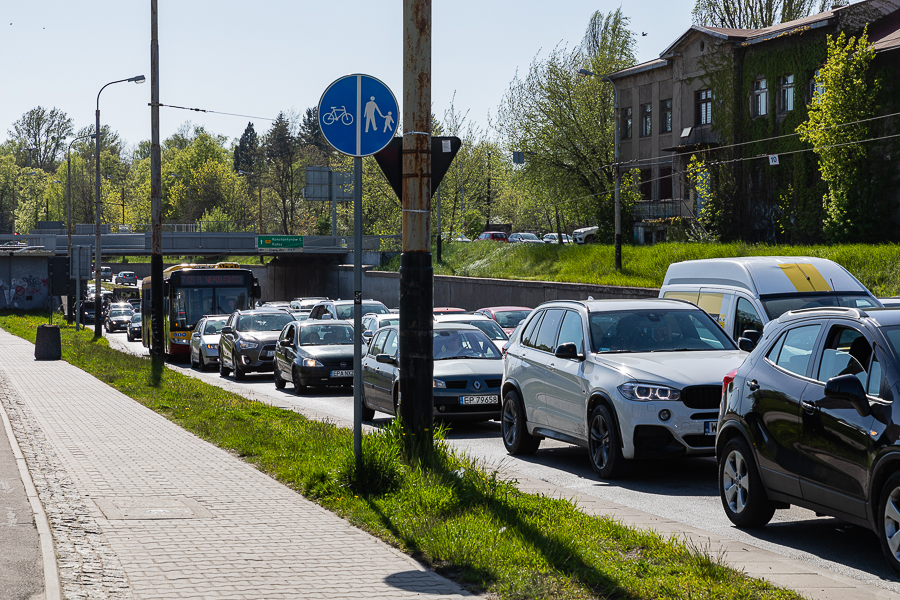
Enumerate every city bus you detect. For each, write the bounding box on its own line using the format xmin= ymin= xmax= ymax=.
xmin=141 ymin=262 xmax=261 ymax=357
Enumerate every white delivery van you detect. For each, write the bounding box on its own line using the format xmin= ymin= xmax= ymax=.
xmin=659 ymin=256 xmax=881 ymax=342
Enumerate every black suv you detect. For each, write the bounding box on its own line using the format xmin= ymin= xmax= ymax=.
xmin=218 ymin=310 xmax=296 ymax=380
xmin=717 ymin=306 xmax=900 ymax=572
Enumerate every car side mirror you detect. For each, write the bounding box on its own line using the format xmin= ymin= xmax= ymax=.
xmin=825 ymin=374 xmax=871 ymax=417
xmin=221 ymin=326 xmax=233 ymax=335
xmin=738 ymin=337 xmax=756 ymax=352
xmin=376 ymin=353 xmax=397 ymax=365
xmin=362 ymin=330 xmax=374 ymax=340
xmin=279 ymin=339 xmax=291 ymax=347
xmin=554 ymin=342 xmax=582 ymax=360
xmin=742 ymin=329 xmax=761 ymax=344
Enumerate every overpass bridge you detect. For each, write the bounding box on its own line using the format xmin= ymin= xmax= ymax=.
xmin=0 ymin=232 xmax=400 ymax=257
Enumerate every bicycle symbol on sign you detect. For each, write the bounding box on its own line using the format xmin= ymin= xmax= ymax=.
xmin=323 ymin=106 xmax=353 ymax=126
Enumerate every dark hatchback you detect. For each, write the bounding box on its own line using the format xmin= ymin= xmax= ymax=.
xmin=360 ymin=323 xmax=504 ymax=421
xmin=717 ymin=306 xmax=900 ymax=573
xmin=219 ymin=310 xmax=296 ymax=380
xmin=273 ymin=320 xmax=355 ymax=393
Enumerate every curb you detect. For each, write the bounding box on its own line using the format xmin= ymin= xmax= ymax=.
xmin=1 ymin=398 xmax=62 ymax=600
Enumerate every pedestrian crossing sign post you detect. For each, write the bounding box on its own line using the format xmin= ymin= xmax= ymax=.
xmin=318 ymin=74 xmax=399 ymax=158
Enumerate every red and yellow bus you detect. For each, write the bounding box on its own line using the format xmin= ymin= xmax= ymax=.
xmin=141 ymin=262 xmax=260 ymax=357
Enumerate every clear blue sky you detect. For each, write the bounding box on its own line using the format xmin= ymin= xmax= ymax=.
xmin=1 ymin=0 xmax=695 ymax=152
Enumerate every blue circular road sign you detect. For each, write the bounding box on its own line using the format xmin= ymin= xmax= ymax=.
xmin=318 ymin=74 xmax=399 ymax=158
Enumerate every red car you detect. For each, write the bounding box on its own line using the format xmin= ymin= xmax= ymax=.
xmin=475 ymin=231 xmax=508 ymax=242
xmin=474 ymin=306 xmax=533 ymax=336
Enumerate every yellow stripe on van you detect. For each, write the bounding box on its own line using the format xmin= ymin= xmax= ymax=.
xmin=663 ymin=291 xmax=699 ymax=304
xmin=697 ymin=292 xmax=724 ymax=315
xmin=778 ymin=263 xmax=832 ymax=292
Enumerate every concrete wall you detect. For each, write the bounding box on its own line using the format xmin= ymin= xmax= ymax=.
xmin=0 ymin=255 xmax=50 ymax=310
xmin=332 ymin=266 xmax=658 ymax=310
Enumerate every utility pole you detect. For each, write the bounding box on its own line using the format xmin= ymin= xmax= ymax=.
xmin=399 ymin=0 xmax=433 ymax=456
xmin=150 ymin=0 xmax=164 ymax=358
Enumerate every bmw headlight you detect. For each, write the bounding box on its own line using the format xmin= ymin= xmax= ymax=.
xmin=237 ymin=339 xmax=259 ymax=350
xmin=301 ymin=358 xmax=323 ymax=368
xmin=618 ymin=383 xmax=681 ymax=401
xmin=433 ymin=379 xmax=446 ymax=388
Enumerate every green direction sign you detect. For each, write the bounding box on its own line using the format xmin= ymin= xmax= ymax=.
xmin=257 ymin=235 xmax=304 ymax=253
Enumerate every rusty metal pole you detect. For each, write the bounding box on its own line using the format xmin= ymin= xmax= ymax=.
xmin=150 ymin=0 xmax=164 ymax=358
xmin=399 ymin=0 xmax=433 ymax=455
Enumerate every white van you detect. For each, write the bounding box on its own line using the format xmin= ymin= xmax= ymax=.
xmin=659 ymin=257 xmax=881 ymax=342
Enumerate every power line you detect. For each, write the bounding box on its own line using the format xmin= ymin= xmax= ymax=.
xmin=150 ymin=103 xmax=277 ymax=122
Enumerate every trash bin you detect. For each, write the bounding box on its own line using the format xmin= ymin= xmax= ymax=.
xmin=35 ymin=324 xmax=62 ymax=361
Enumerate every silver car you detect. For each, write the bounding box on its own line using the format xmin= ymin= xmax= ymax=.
xmin=501 ymin=299 xmax=746 ymax=479
xmin=190 ymin=316 xmax=228 ymax=370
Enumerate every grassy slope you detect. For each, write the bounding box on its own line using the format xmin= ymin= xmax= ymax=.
xmin=378 ymin=242 xmax=900 ymax=296
xmin=0 ymin=312 xmax=800 ymax=600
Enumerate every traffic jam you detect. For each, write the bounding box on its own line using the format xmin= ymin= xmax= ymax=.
xmin=95 ymin=256 xmax=900 ymax=575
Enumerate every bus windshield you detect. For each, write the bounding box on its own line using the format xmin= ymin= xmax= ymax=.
xmin=173 ymin=287 xmax=250 ymax=329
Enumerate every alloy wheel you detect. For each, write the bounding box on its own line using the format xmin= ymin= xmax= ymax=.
xmin=723 ymin=449 xmax=750 ymax=515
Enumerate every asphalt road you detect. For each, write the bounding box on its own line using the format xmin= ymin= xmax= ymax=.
xmin=107 ymin=330 xmax=900 ymax=593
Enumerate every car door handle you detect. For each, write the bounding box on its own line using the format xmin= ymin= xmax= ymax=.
xmin=746 ymin=379 xmax=759 ymax=391
xmin=801 ymin=399 xmax=818 ymax=413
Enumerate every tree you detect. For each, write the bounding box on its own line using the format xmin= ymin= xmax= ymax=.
xmin=797 ymin=27 xmax=891 ymax=242
xmin=7 ymin=106 xmax=73 ymax=171
xmin=692 ymin=0 xmax=829 ymax=29
xmin=233 ymin=122 xmax=259 ymax=175
xmin=298 ymin=108 xmax=329 ymax=154
xmin=264 ymin=112 xmax=301 ymax=234
xmin=496 ymin=8 xmax=636 ymax=242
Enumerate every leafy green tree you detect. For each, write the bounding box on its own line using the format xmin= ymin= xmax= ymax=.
xmin=233 ymin=122 xmax=259 ymax=175
xmin=797 ymin=28 xmax=891 ymax=242
xmin=692 ymin=0 xmax=829 ymax=28
xmin=7 ymin=106 xmax=73 ymax=171
xmin=496 ymin=8 xmax=636 ymax=242
xmin=298 ymin=108 xmax=330 ymax=154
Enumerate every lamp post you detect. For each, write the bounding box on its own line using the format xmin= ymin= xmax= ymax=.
xmin=578 ymin=68 xmax=622 ymax=271
xmin=94 ymin=74 xmax=145 ymax=336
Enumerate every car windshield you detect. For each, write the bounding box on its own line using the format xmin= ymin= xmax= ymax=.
xmin=236 ymin=313 xmax=294 ymax=332
xmin=448 ymin=319 xmax=506 ymax=340
xmin=336 ymin=303 xmax=388 ymax=319
xmin=377 ymin=318 xmax=399 ymax=328
xmin=110 ymin=310 xmax=131 ymax=318
xmin=760 ymin=293 xmax=880 ymax=320
xmin=589 ymin=309 xmax=735 ymax=353
xmin=520 ymin=233 xmax=539 ymax=240
xmin=494 ymin=310 xmax=530 ymax=329
xmin=299 ymin=299 xmax=325 ymax=310
xmin=131 ymin=314 xmax=142 ymax=323
xmin=299 ymin=324 xmax=354 ymax=345
xmin=203 ymin=319 xmax=227 ymax=334
xmin=433 ymin=329 xmax=501 ymax=360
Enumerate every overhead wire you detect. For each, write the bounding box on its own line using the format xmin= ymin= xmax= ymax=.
xmin=151 ymin=102 xmax=277 ymax=122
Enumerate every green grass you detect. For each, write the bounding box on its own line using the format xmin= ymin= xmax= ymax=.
xmin=0 ymin=312 xmax=802 ymax=600
xmin=383 ymin=242 xmax=900 ymax=296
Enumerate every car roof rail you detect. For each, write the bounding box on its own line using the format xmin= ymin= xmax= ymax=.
xmin=779 ymin=306 xmax=868 ymax=321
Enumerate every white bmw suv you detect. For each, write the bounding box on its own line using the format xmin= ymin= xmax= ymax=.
xmin=501 ymin=299 xmax=746 ymax=479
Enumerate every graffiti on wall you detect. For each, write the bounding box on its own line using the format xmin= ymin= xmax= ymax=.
xmin=0 ymin=274 xmax=48 ymax=308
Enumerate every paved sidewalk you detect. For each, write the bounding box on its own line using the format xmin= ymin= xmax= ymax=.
xmin=0 ymin=329 xmax=469 ymax=600
xmin=4 ymin=326 xmax=900 ymax=599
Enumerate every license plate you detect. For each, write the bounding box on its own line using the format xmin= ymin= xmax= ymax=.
xmin=331 ymin=370 xmax=353 ymax=377
xmin=264 ymin=350 xmax=275 ymax=357
xmin=460 ymin=395 xmax=499 ymax=405
xmin=704 ymin=421 xmax=718 ymax=435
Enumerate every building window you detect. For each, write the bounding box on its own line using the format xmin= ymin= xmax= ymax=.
xmin=659 ymin=166 xmax=673 ymax=199
xmin=695 ymin=90 xmax=712 ymax=126
xmin=660 ymin=99 xmax=672 ymax=133
xmin=778 ymin=75 xmax=794 ymax=112
xmin=621 ymin=107 xmax=633 ymax=140
xmin=639 ymin=168 xmax=652 ymax=199
xmin=640 ymin=103 xmax=652 ymax=137
xmin=809 ymin=68 xmax=825 ymax=102
xmin=753 ymin=78 xmax=768 ymax=117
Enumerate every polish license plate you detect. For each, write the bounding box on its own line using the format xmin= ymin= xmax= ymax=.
xmin=704 ymin=421 xmax=718 ymax=435
xmin=331 ymin=370 xmax=353 ymax=377
xmin=264 ymin=350 xmax=275 ymax=357
xmin=460 ymin=395 xmax=499 ymax=405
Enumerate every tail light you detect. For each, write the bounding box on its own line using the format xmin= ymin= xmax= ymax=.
xmin=722 ymin=367 xmax=738 ymax=399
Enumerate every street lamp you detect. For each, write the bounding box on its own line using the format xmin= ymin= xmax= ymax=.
xmin=94 ymin=74 xmax=145 ymax=336
xmin=578 ymin=67 xmax=622 ymax=271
